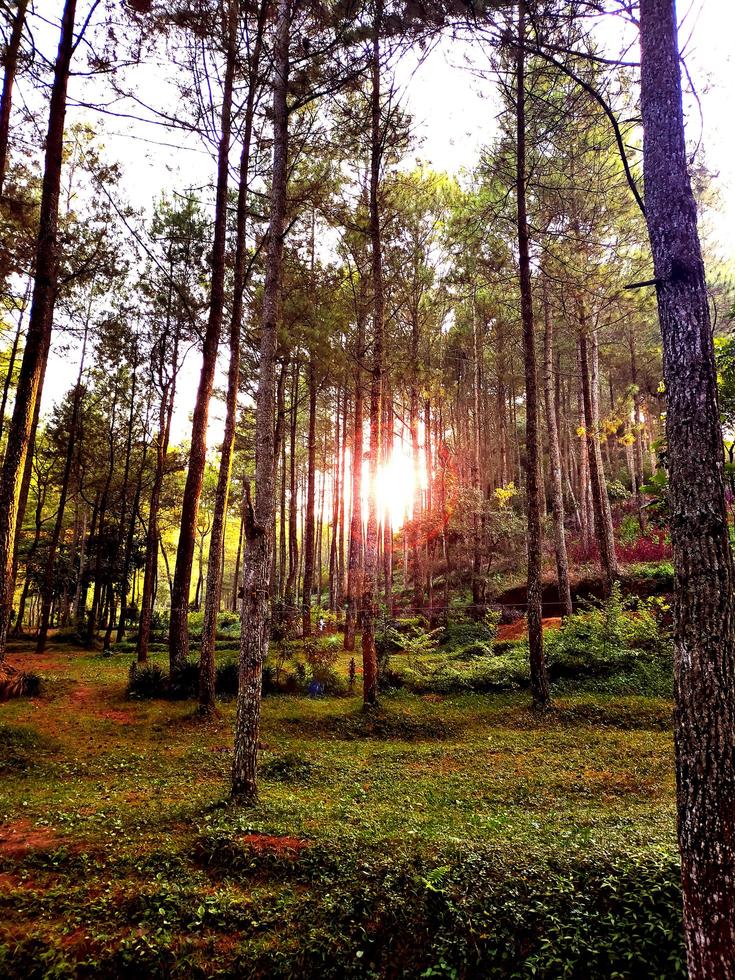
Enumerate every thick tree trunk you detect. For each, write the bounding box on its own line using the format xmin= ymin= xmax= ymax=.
xmin=516 ymin=1 xmax=550 ymax=710
xmin=542 ymin=288 xmax=572 ymax=618
xmin=0 ymin=0 xmax=77 ymax=662
xmin=231 ymin=0 xmax=289 ymax=801
xmin=640 ymin=1 xmax=735 ymax=974
xmin=169 ymin=0 xmax=237 ymax=672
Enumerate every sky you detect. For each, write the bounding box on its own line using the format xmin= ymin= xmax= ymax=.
xmin=32 ymin=0 xmax=735 ymax=448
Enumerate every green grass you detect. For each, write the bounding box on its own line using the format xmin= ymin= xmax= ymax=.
xmin=0 ymin=639 xmax=681 ymax=978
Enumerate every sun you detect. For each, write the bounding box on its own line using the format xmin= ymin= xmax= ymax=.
xmin=374 ymin=442 xmax=421 ymax=530
xmin=343 ymin=440 xmax=425 ymax=533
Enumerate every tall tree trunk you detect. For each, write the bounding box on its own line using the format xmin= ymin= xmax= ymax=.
xmin=470 ymin=290 xmax=483 ymax=611
xmin=382 ymin=377 xmax=393 ymax=610
xmin=37 ymin=320 xmax=89 ymax=651
xmin=0 ymin=0 xmax=77 ymax=662
xmin=169 ymin=0 xmax=237 ymax=672
xmin=640 ymin=1 xmax=735 ymax=973
xmin=361 ymin=0 xmax=383 ymax=707
xmin=285 ymin=361 xmax=299 ymax=616
xmin=542 ymin=286 xmax=572 ymax=617
xmin=0 ymin=286 xmax=28 ymax=447
xmin=232 ymin=0 xmax=289 ymax=801
xmin=345 ymin=315 xmax=364 ymax=652
xmin=199 ymin=2 xmax=267 ymax=714
xmin=329 ymin=388 xmax=340 ymax=612
xmin=301 ymin=359 xmax=317 ymax=637
xmin=230 ymin=510 xmax=244 ymax=612
xmin=337 ymin=392 xmax=347 ymax=610
xmin=579 ymin=324 xmax=618 ymax=588
xmin=629 ymin=327 xmax=647 ymax=531
xmin=516 ymin=0 xmax=550 ymax=709
xmin=0 ymin=0 xmax=28 ymax=196
xmin=199 ymin=0 xmax=265 ymax=713
xmin=117 ymin=445 xmax=146 ymax=642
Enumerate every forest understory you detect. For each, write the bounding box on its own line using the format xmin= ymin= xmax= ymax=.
xmin=0 ymin=557 xmax=683 ymax=979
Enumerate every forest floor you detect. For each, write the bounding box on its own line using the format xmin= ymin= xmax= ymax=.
xmin=0 ymin=630 xmax=683 ymax=978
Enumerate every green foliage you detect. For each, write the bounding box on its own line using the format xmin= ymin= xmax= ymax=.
xmin=640 ymin=469 xmax=669 ymax=524
xmin=619 ymin=514 xmax=641 ymax=545
xmin=628 ymin=561 xmax=674 ymax=589
xmin=606 ymin=478 xmax=630 ymax=501
xmin=385 ymin=586 xmax=671 ymax=697
xmin=127 ymin=658 xmax=240 ymax=700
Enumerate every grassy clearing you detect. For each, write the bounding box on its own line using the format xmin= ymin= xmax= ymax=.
xmin=0 ymin=632 xmax=681 ymax=978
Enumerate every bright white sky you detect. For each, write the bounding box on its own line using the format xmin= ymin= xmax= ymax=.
xmin=37 ymin=0 xmax=735 ymax=447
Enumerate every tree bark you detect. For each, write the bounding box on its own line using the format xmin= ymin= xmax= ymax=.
xmin=579 ymin=323 xmax=618 ymax=588
xmin=199 ymin=4 xmax=264 ymax=713
xmin=640 ymin=1 xmax=735 ymax=973
xmin=231 ymin=0 xmax=289 ymax=801
xmin=515 ymin=0 xmax=550 ymax=710
xmin=542 ymin=286 xmax=572 ymax=617
xmin=361 ymin=0 xmax=383 ymax=707
xmin=301 ymin=358 xmax=317 ymax=637
xmin=285 ymin=360 xmax=299 ymax=614
xmin=169 ymin=0 xmax=237 ymax=672
xmin=345 ymin=313 xmax=364 ymax=652
xmin=36 ymin=319 xmax=89 ymax=651
xmin=0 ymin=0 xmax=28 ymax=197
xmin=0 ymin=0 xmax=77 ymax=662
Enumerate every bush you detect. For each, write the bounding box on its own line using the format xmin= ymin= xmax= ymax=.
xmin=127 ymin=662 xmax=167 ymax=700
xmin=168 ymin=659 xmax=200 ymax=699
xmin=387 ymin=646 xmax=530 ymax=694
xmin=440 ymin=620 xmax=492 ymax=653
xmin=0 ymin=665 xmax=40 ymax=701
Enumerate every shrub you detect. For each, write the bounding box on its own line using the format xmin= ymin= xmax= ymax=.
xmin=0 ymin=664 xmax=40 ymax=701
xmin=168 ymin=659 xmax=200 ymax=699
xmin=303 ymin=636 xmax=339 ymax=671
xmin=440 ymin=620 xmax=492 ymax=652
xmin=309 ymin=665 xmax=348 ymax=696
xmin=127 ymin=662 xmax=167 ymax=700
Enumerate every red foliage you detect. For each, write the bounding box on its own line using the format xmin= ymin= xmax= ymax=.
xmin=567 ymin=527 xmax=670 ymax=565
